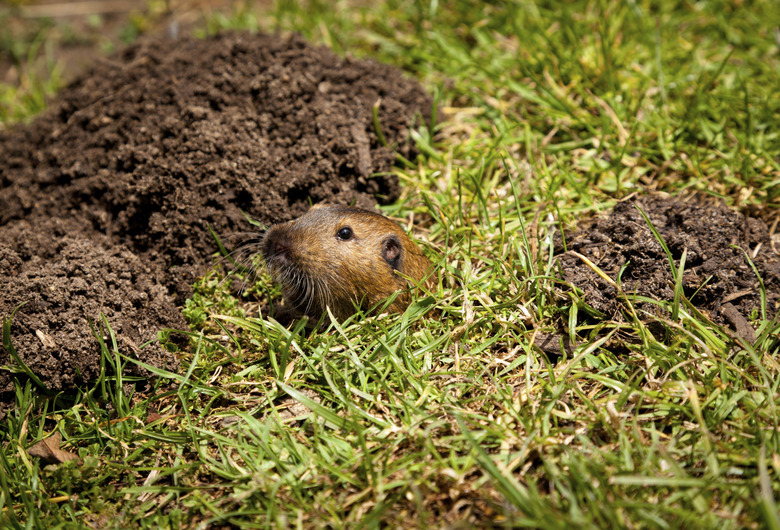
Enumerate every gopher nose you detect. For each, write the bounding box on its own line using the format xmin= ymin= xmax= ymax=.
xmin=272 ymin=239 xmax=289 ymax=259
xmin=262 ymin=230 xmax=292 ymax=265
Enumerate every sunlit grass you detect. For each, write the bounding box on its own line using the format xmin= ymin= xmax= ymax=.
xmin=2 ymin=0 xmax=780 ymax=527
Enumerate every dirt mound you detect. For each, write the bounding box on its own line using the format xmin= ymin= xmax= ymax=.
xmin=1 ymin=218 xmax=182 ymax=392
xmin=557 ymin=194 xmax=780 ymax=333
xmin=0 ymin=32 xmax=434 ymax=401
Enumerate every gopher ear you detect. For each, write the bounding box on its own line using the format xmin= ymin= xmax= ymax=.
xmin=382 ymin=236 xmax=402 ymax=270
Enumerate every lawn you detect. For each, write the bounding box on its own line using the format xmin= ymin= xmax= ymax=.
xmin=2 ymin=0 xmax=780 ymax=527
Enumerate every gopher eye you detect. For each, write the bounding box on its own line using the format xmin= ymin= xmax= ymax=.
xmin=337 ymin=226 xmax=353 ymax=240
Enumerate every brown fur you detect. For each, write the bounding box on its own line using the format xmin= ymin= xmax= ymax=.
xmin=261 ymin=204 xmax=432 ymax=321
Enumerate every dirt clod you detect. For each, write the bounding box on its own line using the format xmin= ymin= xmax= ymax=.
xmin=556 ymin=194 xmax=780 ymax=331
xmin=0 ymin=32 xmax=434 ymax=405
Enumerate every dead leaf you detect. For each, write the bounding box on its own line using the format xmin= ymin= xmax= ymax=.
xmin=721 ymin=303 xmax=757 ymax=344
xmin=27 ymin=432 xmax=80 ymax=464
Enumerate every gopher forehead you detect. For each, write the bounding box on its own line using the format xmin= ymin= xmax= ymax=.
xmin=295 ymin=205 xmax=402 ymax=235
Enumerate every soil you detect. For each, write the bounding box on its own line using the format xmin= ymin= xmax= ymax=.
xmin=0 ymin=31 xmax=434 ymax=408
xmin=556 ymin=194 xmax=780 ymax=336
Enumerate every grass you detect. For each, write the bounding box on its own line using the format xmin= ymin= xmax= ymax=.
xmin=0 ymin=13 xmax=63 ymax=124
xmin=2 ymin=0 xmax=780 ymax=527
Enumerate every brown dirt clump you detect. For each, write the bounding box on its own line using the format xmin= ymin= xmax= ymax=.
xmin=556 ymin=194 xmax=780 ymax=333
xmin=0 ymin=32 xmax=434 ymax=404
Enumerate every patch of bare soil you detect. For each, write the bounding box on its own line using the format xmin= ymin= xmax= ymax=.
xmin=556 ymin=194 xmax=780 ymax=334
xmin=0 ymin=32 xmax=433 ymax=406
